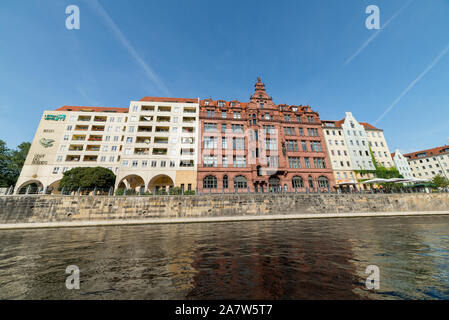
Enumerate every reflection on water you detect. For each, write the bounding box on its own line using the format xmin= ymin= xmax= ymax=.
xmin=0 ymin=215 xmax=448 ymax=299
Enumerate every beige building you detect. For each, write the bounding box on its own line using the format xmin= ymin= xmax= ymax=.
xmin=14 ymin=97 xmax=200 ymax=194
xmin=404 ymin=145 xmax=449 ymax=180
xmin=322 ymin=112 xmax=394 ymax=191
xmin=116 ymin=97 xmax=199 ymax=193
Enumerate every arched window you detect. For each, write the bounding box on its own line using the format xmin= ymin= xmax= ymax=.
xmin=292 ymin=176 xmax=304 ymax=188
xmin=223 ymin=175 xmax=228 ymax=189
xmin=318 ymin=176 xmax=330 ymax=188
xmin=308 ymin=176 xmax=314 ymax=189
xmin=203 ymin=176 xmax=217 ymax=189
xmin=234 ymin=176 xmax=247 ymax=189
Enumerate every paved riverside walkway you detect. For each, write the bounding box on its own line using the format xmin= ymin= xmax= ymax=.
xmin=0 ymin=211 xmax=449 ymax=230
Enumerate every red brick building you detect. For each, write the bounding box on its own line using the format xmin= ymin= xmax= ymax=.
xmin=197 ymin=78 xmax=334 ymax=193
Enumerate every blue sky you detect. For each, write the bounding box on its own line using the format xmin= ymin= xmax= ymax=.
xmin=0 ymin=0 xmax=448 ymax=153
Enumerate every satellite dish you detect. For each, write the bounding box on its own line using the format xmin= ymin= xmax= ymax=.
xmin=145 ymin=139 xmax=150 ymax=144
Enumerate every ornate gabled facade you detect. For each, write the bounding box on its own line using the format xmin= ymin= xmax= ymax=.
xmin=197 ymin=78 xmax=334 ymax=193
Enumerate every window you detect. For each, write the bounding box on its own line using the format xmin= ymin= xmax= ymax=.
xmin=203 ymin=136 xmax=217 ymax=149
xmin=204 ymin=123 xmax=217 ymax=132
xmin=132 ymin=160 xmax=138 ymax=167
xmin=207 ymin=110 xmax=215 ymax=118
xmin=304 ymin=157 xmax=311 ymax=168
xmin=233 ymin=112 xmax=241 ymax=119
xmin=233 ymin=137 xmax=245 ymax=150
xmin=56 ymin=155 xmax=63 ymax=162
xmin=203 ymin=176 xmax=217 ymax=189
xmin=234 ymin=176 xmax=247 ymax=189
xmin=265 ymin=138 xmax=277 ymax=150
xmin=318 ymin=176 xmax=330 ymax=188
xmin=223 ymin=175 xmax=228 ymax=188
xmin=221 ymin=112 xmax=227 ymax=119
xmin=292 ymin=176 xmax=304 ymax=188
xmin=233 ymin=156 xmax=246 ymax=167
xmin=222 ymin=156 xmax=228 ymax=167
xmin=203 ymin=155 xmax=217 ymax=167
xmin=52 ymin=167 xmax=59 ymax=174
xmin=288 ymin=157 xmax=301 ymax=168
xmin=122 ymin=160 xmax=129 ymax=167
xmin=232 ymin=124 xmax=244 ymax=133
xmin=222 ymin=137 xmax=227 ymax=149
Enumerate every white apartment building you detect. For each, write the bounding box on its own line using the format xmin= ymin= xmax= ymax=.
xmin=341 ymin=112 xmax=376 ymax=171
xmin=117 ymin=97 xmax=199 ymax=193
xmin=14 ymin=97 xmax=200 ymax=194
xmin=404 ymin=145 xmax=449 ymax=180
xmin=392 ymin=149 xmax=414 ymax=180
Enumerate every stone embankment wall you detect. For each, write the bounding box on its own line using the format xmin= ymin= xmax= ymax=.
xmin=0 ymin=193 xmax=448 ymax=224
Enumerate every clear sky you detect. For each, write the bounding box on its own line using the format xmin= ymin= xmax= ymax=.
xmin=1 ymin=0 xmax=448 ymax=154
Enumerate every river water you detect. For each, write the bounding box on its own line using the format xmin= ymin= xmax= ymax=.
xmin=0 ymin=215 xmax=448 ymax=300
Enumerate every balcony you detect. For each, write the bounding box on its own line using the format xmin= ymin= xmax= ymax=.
xmin=155 ymin=126 xmax=169 ymax=133
xmin=94 ymin=116 xmax=107 ymax=122
xmin=134 ymin=148 xmax=150 ymax=155
xmin=181 ymin=137 xmax=195 ymax=144
xmin=183 ymin=117 xmax=196 ymax=123
xmin=78 ymin=116 xmax=91 ymax=122
xmin=182 ymin=127 xmax=195 ymax=133
xmin=75 ymin=125 xmax=88 ymax=131
xmin=88 ymin=135 xmax=102 ymax=142
xmin=184 ymin=107 xmax=196 ymax=114
xmin=83 ymin=155 xmax=98 ymax=162
xmin=86 ymin=145 xmax=100 ymax=152
xmin=69 ymin=145 xmax=84 ymax=151
xmin=152 ymin=148 xmax=167 ymax=155
xmin=139 ymin=116 xmax=153 ymax=122
xmin=181 ymin=148 xmax=195 ymax=155
xmin=138 ymin=126 xmax=152 ymax=133
xmin=154 ymin=137 xmax=168 ymax=144
xmin=180 ymin=160 xmax=194 ymax=167
xmin=158 ymin=106 xmax=171 ymax=112
xmin=66 ymin=155 xmax=80 ymax=162
xmin=72 ymin=135 xmax=86 ymax=141
xmin=141 ymin=105 xmax=155 ymax=112
xmin=156 ymin=116 xmax=170 ymax=123
xmin=136 ymin=137 xmax=151 ymax=144
xmin=91 ymin=126 xmax=105 ymax=132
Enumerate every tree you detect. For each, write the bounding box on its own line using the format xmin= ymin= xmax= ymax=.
xmin=432 ymin=175 xmax=449 ymax=189
xmin=59 ymin=167 xmax=116 ymax=190
xmin=0 ymin=139 xmax=31 ymax=187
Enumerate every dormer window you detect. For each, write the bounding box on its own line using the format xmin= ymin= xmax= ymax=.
xmin=204 ymin=101 xmax=209 ymax=106
xmin=218 ymin=101 xmax=225 ymax=107
xmin=292 ymin=107 xmax=298 ymax=112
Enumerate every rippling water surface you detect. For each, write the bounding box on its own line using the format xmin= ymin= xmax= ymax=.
xmin=1 ymin=215 xmax=449 ymax=299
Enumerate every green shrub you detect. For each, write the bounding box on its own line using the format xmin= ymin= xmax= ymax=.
xmin=185 ymin=190 xmax=196 ymax=195
xmin=169 ymin=187 xmax=182 ymax=195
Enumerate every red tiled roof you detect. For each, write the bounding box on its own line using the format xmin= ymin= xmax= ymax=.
xmin=56 ymin=106 xmax=129 ymax=113
xmin=403 ymin=145 xmax=449 ymax=160
xmin=139 ymin=97 xmax=198 ymax=103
